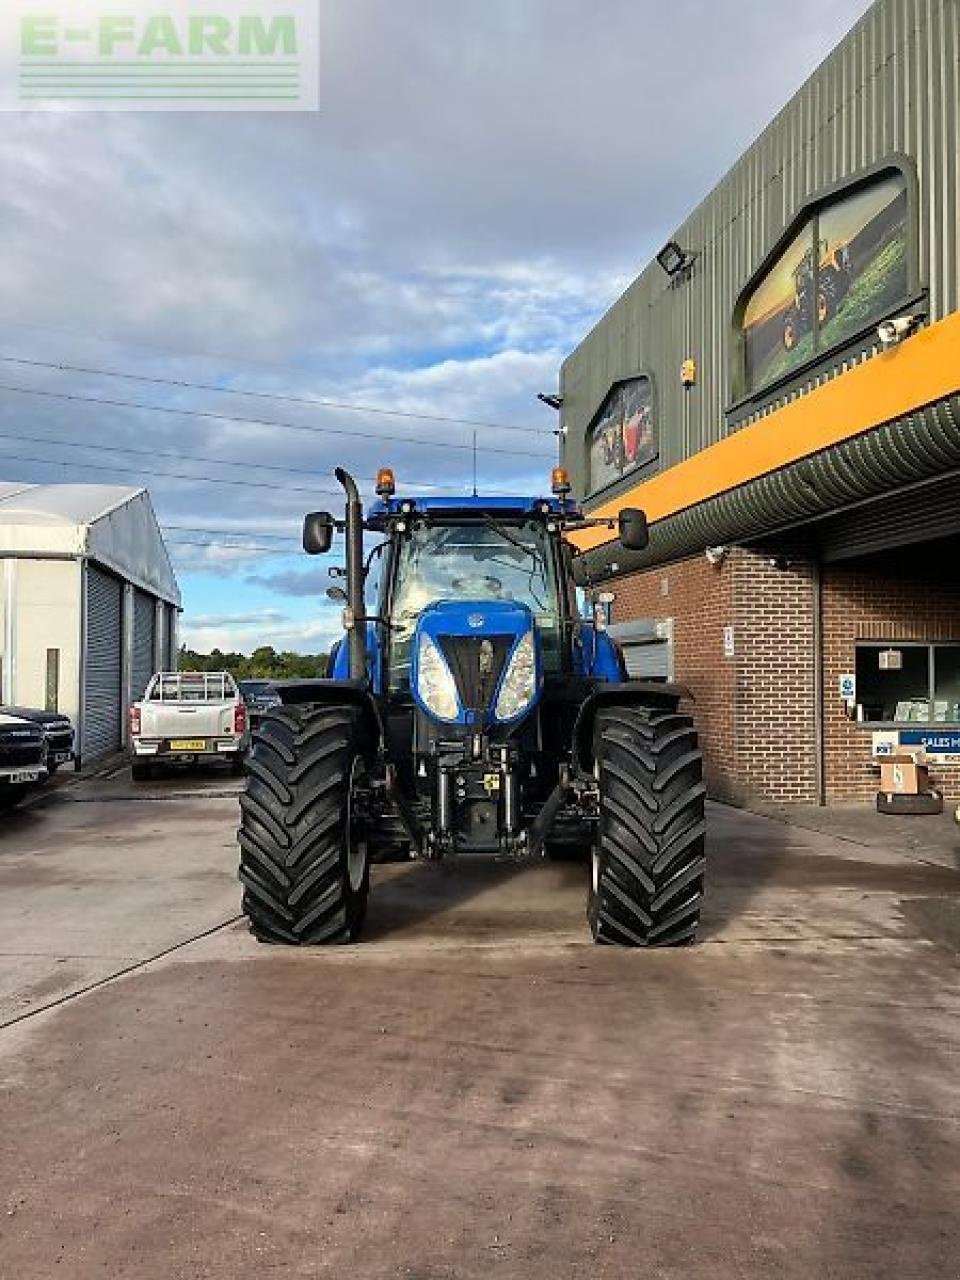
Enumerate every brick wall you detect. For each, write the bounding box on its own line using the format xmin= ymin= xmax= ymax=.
xmin=612 ymin=543 xmax=960 ymax=806
xmin=821 ymin=554 xmax=960 ymax=802
xmin=732 ymin=548 xmax=817 ymax=805
xmin=612 ymin=553 xmax=737 ymax=798
xmin=612 ymin=546 xmax=817 ymax=804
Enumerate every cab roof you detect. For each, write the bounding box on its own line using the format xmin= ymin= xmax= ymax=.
xmin=366 ymin=495 xmax=581 ymax=531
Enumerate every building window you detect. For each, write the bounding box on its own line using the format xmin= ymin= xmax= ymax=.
xmin=855 ymin=643 xmax=960 ymax=725
xmin=741 ymin=170 xmax=909 ymax=393
xmin=588 ymin=377 xmax=656 ymax=493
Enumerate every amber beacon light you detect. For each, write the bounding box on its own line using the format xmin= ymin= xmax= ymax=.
xmin=376 ymin=467 xmax=396 ymax=497
xmin=551 ymin=466 xmax=571 ymax=497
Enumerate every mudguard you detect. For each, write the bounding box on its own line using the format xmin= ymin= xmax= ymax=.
xmin=571 ymin=681 xmax=692 ymax=774
xmin=270 ymin=679 xmax=384 ymax=754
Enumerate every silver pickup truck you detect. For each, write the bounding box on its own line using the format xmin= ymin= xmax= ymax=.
xmin=128 ymin=671 xmax=249 ymax=781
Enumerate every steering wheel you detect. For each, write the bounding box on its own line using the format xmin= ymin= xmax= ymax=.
xmin=451 ymin=575 xmax=503 ymax=596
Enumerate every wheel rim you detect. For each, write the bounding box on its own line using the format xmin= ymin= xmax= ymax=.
xmin=345 ymin=756 xmax=368 ymax=894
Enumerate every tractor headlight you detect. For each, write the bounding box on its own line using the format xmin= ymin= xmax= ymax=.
xmin=494 ymin=631 xmax=537 ymax=722
xmin=416 ymin=634 xmax=460 ymax=721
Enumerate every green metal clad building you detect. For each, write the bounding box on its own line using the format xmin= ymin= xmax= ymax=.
xmin=561 ymin=0 xmax=960 ymax=805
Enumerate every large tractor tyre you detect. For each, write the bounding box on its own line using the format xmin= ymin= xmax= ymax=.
xmin=589 ymin=705 xmax=707 ymax=947
xmin=238 ymin=704 xmax=372 ymax=945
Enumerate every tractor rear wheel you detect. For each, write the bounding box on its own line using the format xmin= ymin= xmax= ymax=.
xmin=238 ymin=704 xmax=372 ymax=944
xmin=589 ymin=705 xmax=706 ymax=946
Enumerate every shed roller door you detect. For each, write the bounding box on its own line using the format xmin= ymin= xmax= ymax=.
xmin=83 ymin=566 xmax=122 ymax=760
xmin=163 ymin=604 xmax=178 ymax=671
xmin=132 ymin=590 xmax=156 ymax=701
xmin=623 ymin=640 xmax=670 ymax=680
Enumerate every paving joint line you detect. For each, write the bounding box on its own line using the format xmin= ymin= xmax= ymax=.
xmin=0 ymin=915 xmax=243 ymax=1034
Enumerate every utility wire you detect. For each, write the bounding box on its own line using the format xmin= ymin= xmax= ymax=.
xmin=0 ymin=425 xmax=342 ymax=491
xmin=0 ymin=381 xmax=551 ymax=458
xmin=0 ymin=354 xmax=555 ymax=437
xmin=0 ymin=448 xmax=338 ymax=496
xmin=164 ymin=539 xmax=294 ymax=555
xmin=0 ymin=425 xmax=489 ymax=496
xmin=161 ymin=523 xmax=299 ymax=542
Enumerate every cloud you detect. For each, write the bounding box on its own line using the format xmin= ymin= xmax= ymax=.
xmin=246 ymin=568 xmax=333 ymax=598
xmin=187 ymin=609 xmax=289 ymax=629
xmin=181 ymin=616 xmax=341 ymax=656
xmin=0 ymin=0 xmax=874 ymax=648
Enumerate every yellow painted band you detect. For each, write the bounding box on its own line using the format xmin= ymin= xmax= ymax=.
xmin=570 ymin=310 xmax=960 ymax=553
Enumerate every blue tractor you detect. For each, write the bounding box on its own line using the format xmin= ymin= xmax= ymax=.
xmin=238 ymin=467 xmax=706 ymax=947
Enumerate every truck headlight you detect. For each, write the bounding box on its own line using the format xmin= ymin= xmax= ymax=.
xmin=416 ymin=634 xmax=460 ymax=721
xmin=494 ymin=631 xmax=537 ymax=722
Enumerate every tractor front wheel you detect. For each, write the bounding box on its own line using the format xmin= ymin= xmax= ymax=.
xmin=589 ymin=705 xmax=706 ymax=946
xmin=238 ymin=704 xmax=372 ymax=944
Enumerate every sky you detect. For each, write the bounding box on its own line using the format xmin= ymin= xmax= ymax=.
xmin=0 ymin=0 xmax=875 ymax=654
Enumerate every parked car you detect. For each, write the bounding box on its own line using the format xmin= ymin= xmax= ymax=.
xmin=1 ymin=706 xmax=75 ymax=773
xmin=128 ymin=671 xmax=248 ymax=781
xmin=237 ymin=679 xmax=281 ymax=728
xmin=0 ymin=712 xmax=48 ymax=810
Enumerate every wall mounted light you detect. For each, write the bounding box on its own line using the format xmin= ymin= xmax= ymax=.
xmin=656 ymin=240 xmax=693 ymax=277
xmin=681 ymin=358 xmax=697 ymax=388
xmin=537 ymin=393 xmax=564 ymax=411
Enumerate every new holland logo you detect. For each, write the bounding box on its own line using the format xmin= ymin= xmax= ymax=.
xmin=467 ymin=614 xmax=485 ymax=629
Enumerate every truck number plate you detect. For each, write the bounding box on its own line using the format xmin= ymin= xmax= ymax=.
xmin=170 ymin=739 xmax=205 ymax=752
xmin=7 ymin=770 xmax=40 ymax=784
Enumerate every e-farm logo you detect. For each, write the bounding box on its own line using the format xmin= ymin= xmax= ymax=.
xmin=2 ymin=1 xmax=318 ymax=110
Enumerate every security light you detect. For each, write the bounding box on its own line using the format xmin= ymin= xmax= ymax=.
xmin=537 ymin=393 xmax=563 ymax=411
xmin=656 ymin=240 xmax=691 ymax=277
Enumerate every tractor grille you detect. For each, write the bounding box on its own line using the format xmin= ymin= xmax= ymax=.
xmin=438 ymin=635 xmax=514 ymax=714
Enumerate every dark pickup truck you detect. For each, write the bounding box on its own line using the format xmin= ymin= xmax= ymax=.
xmin=0 ymin=713 xmax=48 ymax=810
xmin=1 ymin=706 xmax=75 ymax=773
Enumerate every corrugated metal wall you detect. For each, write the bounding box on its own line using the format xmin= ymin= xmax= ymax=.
xmin=131 ymin=590 xmax=156 ymax=701
xmin=561 ymin=0 xmax=960 ymax=501
xmin=82 ymin=566 xmax=123 ymax=761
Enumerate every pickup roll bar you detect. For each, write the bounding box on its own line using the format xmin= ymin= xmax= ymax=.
xmin=335 ymin=467 xmax=368 ymax=682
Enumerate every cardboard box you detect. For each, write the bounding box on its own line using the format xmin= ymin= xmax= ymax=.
xmin=879 ymin=755 xmax=931 ymax=796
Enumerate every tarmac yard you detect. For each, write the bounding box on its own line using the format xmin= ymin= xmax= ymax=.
xmin=1 ymin=783 xmax=959 ymax=1279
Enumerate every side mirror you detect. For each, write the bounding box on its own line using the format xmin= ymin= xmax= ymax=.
xmin=618 ymin=507 xmax=649 ymax=552
xmin=303 ymin=512 xmax=335 ymax=555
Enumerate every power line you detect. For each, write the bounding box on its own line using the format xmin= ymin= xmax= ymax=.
xmin=0 ymin=448 xmax=336 ymax=496
xmin=161 ymin=523 xmax=299 ymax=542
xmin=0 ymin=425 xmax=343 ymax=492
xmin=0 ymin=354 xmax=555 ymax=437
xmin=0 ymin=424 xmax=494 ymax=497
xmin=0 ymin=380 xmax=552 ymax=458
xmin=0 ymin=448 xmax=515 ymax=504
xmin=164 ymin=539 xmax=294 ymax=555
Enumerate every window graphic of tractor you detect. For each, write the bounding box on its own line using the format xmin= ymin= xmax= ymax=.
xmin=782 ymin=240 xmax=851 ymax=351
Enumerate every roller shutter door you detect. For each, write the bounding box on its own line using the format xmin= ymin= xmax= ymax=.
xmin=83 ymin=566 xmax=122 ymax=760
xmin=132 ymin=590 xmax=156 ymax=701
xmin=609 ymin=619 xmax=673 ymax=682
xmin=622 ymin=640 xmax=670 ymax=680
xmin=163 ymin=604 xmax=178 ymax=671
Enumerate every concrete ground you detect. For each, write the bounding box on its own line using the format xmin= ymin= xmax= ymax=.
xmin=1 ymin=777 xmax=959 ymax=1279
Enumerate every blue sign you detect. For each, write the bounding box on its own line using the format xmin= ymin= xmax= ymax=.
xmin=900 ymin=731 xmax=960 ymax=754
